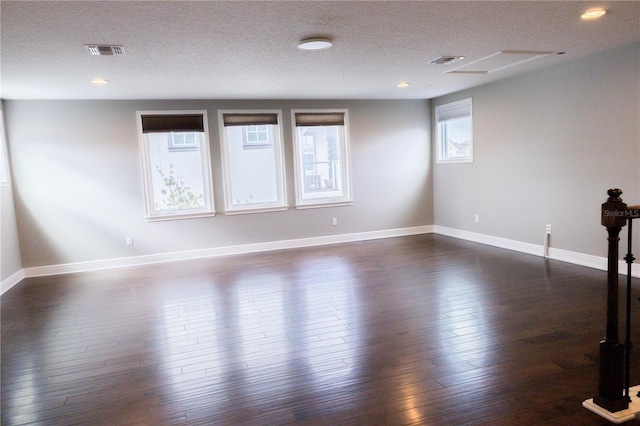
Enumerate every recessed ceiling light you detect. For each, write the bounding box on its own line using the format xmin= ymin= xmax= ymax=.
xmin=396 ymin=82 xmax=410 ymax=88
xmin=90 ymin=78 xmax=109 ymax=85
xmin=298 ymin=38 xmax=332 ymax=51
xmin=581 ymin=8 xmax=607 ymax=20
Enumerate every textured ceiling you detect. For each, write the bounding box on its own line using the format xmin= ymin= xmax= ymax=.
xmin=1 ymin=1 xmax=639 ymax=100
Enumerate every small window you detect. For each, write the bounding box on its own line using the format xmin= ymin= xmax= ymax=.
xmin=436 ymin=98 xmax=473 ymax=163
xmin=0 ymin=110 xmax=9 ymax=186
xmin=137 ymin=111 xmax=215 ymax=220
xmin=292 ymin=109 xmax=352 ymax=208
xmin=219 ymin=110 xmax=287 ymax=214
xmin=243 ymin=125 xmax=271 ymax=148
xmin=169 ymin=132 xmax=199 ymax=151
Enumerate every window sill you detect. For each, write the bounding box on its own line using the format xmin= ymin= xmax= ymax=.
xmin=225 ymin=206 xmax=288 ymax=215
xmin=436 ymin=158 xmax=473 ymax=164
xmin=145 ymin=211 xmax=216 ymax=222
xmin=295 ymin=200 xmax=353 ymax=210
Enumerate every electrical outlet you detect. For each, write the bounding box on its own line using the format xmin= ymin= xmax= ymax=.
xmin=546 ymin=224 xmax=552 ymax=235
xmin=331 ymin=218 xmax=338 ymax=226
xmin=126 ymin=237 xmax=133 ymax=246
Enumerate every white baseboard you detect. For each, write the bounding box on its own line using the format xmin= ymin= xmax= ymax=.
xmin=5 ymin=223 xmax=639 ymax=295
xmin=547 ymin=246 xmax=607 ymax=271
xmin=434 ymin=226 xmax=544 ymax=257
xmin=0 ymin=225 xmax=433 ymax=294
xmin=434 ymin=225 xmax=640 ymax=278
xmin=1 ymin=269 xmax=24 ymax=295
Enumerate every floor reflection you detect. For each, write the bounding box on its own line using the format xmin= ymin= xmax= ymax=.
xmin=4 ymin=236 xmax=632 ymax=424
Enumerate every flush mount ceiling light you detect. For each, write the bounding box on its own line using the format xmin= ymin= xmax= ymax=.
xmin=298 ymin=38 xmax=332 ymax=51
xmin=581 ymin=8 xmax=608 ymax=20
xmin=396 ymin=82 xmax=410 ymax=88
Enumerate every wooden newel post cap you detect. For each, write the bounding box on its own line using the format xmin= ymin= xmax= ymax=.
xmin=601 ymin=188 xmax=627 ymax=228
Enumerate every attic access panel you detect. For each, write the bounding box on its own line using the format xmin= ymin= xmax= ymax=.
xmin=446 ymin=50 xmax=555 ymax=74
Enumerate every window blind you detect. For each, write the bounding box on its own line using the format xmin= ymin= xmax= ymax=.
xmin=295 ymin=112 xmax=345 ymax=126
xmin=141 ymin=114 xmax=204 ymax=133
xmin=222 ymin=113 xmax=278 ymax=127
xmin=436 ymin=101 xmax=471 ymax=122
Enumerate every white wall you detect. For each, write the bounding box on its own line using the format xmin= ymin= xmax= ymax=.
xmin=3 ymin=99 xmax=432 ymax=269
xmin=433 ymin=42 xmax=640 ymax=259
xmin=0 ymin=101 xmax=23 ymax=284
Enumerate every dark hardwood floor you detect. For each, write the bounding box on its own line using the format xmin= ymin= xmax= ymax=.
xmin=2 ymin=234 xmax=639 ymax=425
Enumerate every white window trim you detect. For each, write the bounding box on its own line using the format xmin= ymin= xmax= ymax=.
xmin=435 ymin=98 xmax=473 ymax=164
xmin=136 ymin=110 xmax=215 ymax=221
xmin=218 ymin=109 xmax=287 ymax=215
xmin=291 ymin=108 xmax=353 ymax=209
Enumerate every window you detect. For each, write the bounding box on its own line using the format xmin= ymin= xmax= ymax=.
xmin=243 ymin=125 xmax=271 ymax=148
xmin=0 ymin=110 xmax=9 ymax=186
xmin=436 ymin=98 xmax=473 ymax=163
xmin=137 ymin=111 xmax=214 ymax=220
xmin=292 ymin=110 xmax=352 ymax=207
xmin=219 ymin=110 xmax=286 ymax=214
xmin=169 ymin=132 xmax=199 ymax=151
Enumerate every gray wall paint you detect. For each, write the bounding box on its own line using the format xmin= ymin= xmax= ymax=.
xmin=4 ymin=99 xmax=432 ymax=268
xmin=5 ymin=43 xmax=637 ymax=272
xmin=1 ymin=102 xmax=23 ymax=280
xmin=433 ymin=42 xmax=640 ymax=258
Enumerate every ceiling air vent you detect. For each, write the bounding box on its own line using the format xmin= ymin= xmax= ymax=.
xmin=84 ymin=44 xmax=126 ymax=56
xmin=446 ymin=50 xmax=555 ymax=74
xmin=430 ymin=56 xmax=465 ymax=65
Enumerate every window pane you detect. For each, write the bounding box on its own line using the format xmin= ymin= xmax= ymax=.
xmin=297 ymin=126 xmax=343 ymax=198
xmin=148 ymin=132 xmax=208 ymax=213
xmin=442 ymin=117 xmax=471 ymax=159
xmin=220 ymin=113 xmax=286 ymax=212
xmin=185 ymin=133 xmax=196 ymax=145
